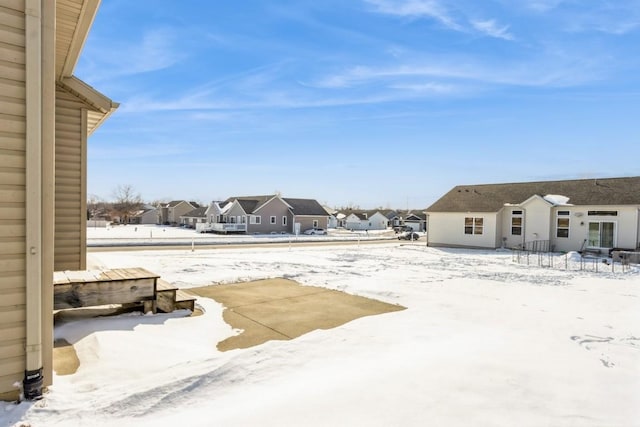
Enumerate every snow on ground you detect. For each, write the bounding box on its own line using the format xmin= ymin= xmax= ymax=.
xmin=2 ymin=230 xmax=640 ymax=426
xmin=86 ymin=224 xmax=397 ymax=246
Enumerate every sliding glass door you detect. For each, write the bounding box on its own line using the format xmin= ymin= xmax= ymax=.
xmin=588 ymin=222 xmax=616 ymax=248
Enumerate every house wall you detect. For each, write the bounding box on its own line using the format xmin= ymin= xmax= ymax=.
xmin=368 ymin=212 xmax=389 ymax=230
xmin=250 ymin=199 xmax=289 ymax=234
xmin=345 ymin=214 xmax=363 ymax=230
xmin=54 ymin=87 xmax=87 ymax=270
xmin=427 ymin=212 xmax=499 ymax=248
xmin=501 ymin=208 xmax=524 ymax=249
xmin=0 ymin=0 xmax=55 ymax=400
xmin=225 ymin=203 xmax=247 ymax=224
xmin=551 ymin=205 xmax=640 ymax=252
xmin=168 ymin=202 xmax=193 ymax=224
xmin=295 ymin=215 xmax=329 ymax=233
xmin=140 ymin=209 xmax=157 ymax=224
xmin=0 ymin=0 xmax=28 ymax=400
xmin=522 ymin=198 xmax=552 ymax=245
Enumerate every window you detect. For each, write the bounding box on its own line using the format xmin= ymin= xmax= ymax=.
xmin=588 ymin=211 xmax=617 ymax=216
xmin=511 ymin=211 xmax=522 ymax=236
xmin=313 ymin=220 xmax=319 ymax=228
xmin=588 ymin=222 xmax=616 ymax=248
xmin=270 ymin=216 xmax=276 ymax=224
xmin=557 ymin=217 xmax=569 ymax=238
xmin=557 ymin=211 xmax=570 ymax=216
xmin=464 ymin=217 xmax=483 ymax=235
xmin=282 ymin=216 xmax=287 ymax=226
xmin=250 ymin=215 xmax=261 ymax=225
xmin=240 ymin=216 xmax=246 ymax=224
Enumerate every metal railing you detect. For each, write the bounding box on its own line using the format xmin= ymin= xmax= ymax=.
xmin=513 ymin=239 xmax=550 ymax=253
xmin=196 ymin=222 xmax=247 ymax=233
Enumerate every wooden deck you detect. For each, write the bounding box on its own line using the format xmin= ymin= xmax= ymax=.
xmin=53 ymin=268 xmax=195 ymax=313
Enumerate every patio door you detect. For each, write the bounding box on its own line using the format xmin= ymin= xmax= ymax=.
xmin=588 ymin=221 xmax=616 ymax=248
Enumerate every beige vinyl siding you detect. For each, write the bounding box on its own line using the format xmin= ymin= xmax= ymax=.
xmin=55 ymin=87 xmax=86 ymax=271
xmin=0 ymin=0 xmax=26 ymax=400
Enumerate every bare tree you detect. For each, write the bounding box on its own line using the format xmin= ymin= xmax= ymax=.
xmin=111 ymin=184 xmax=143 ymax=224
xmin=87 ymin=193 xmax=103 ymax=220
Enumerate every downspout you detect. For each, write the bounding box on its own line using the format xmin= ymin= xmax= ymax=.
xmin=425 ymin=213 xmax=429 ymax=247
xmin=637 ymin=208 xmax=640 ymax=250
xmin=24 ymin=0 xmax=44 ymax=399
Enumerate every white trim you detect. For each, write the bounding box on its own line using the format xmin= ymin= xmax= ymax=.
xmin=25 ymin=0 xmax=43 ymax=373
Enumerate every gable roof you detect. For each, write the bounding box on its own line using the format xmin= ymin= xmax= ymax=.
xmin=56 ymin=1 xmax=118 ymax=134
xmin=181 ymin=206 xmax=208 ymax=218
xmin=166 ymin=200 xmax=196 ymax=208
xmin=226 ymin=195 xmax=274 ymax=214
xmin=426 ymin=176 xmax=640 ymax=213
xmin=226 ymin=195 xmax=327 ymax=216
xmin=283 ymin=198 xmax=328 ymax=216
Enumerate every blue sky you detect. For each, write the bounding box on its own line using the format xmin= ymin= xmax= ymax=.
xmin=79 ymin=0 xmax=640 ymax=209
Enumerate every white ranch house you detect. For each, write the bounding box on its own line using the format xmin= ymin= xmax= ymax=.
xmin=426 ymin=177 xmax=640 ymax=253
xmin=343 ymin=211 xmax=390 ymax=231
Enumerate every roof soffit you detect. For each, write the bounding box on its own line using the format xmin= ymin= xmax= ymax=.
xmin=56 ymin=0 xmax=101 ymax=79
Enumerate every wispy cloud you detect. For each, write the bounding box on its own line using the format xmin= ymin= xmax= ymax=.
xmin=525 ymin=0 xmax=566 ymax=13
xmin=314 ymin=53 xmax=606 ymax=90
xmin=471 ymin=19 xmax=514 ymax=40
xmin=522 ymin=0 xmax=640 ymax=35
xmin=363 ymin=0 xmax=516 ymax=40
xmin=363 ymin=0 xmax=462 ymax=30
xmin=78 ymin=28 xmax=187 ymax=83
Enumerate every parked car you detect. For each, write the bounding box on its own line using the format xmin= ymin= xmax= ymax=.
xmin=398 ymin=231 xmax=420 ymax=240
xmin=393 ymin=225 xmax=413 ymax=233
xmin=303 ymin=228 xmax=326 ymax=235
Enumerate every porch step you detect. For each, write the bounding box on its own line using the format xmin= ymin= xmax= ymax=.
xmin=54 ymin=268 xmax=196 ymax=314
xmin=174 ymin=290 xmax=196 ymax=312
xmin=156 ymin=279 xmax=196 ymax=313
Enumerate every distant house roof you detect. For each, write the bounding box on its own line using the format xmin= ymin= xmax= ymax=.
xmin=340 ymin=209 xmax=388 ymax=220
xmin=227 ymin=195 xmax=273 ymax=213
xmin=226 ymin=195 xmax=327 ymax=216
xmin=165 ymin=200 xmax=199 ymax=209
xmin=132 ymin=207 xmax=156 ymax=218
xmin=283 ymin=198 xmax=328 ymax=216
xmin=426 ymin=176 xmax=640 ymax=213
xmin=405 ymin=212 xmax=426 ymax=221
xmin=181 ymin=206 xmax=208 ymax=218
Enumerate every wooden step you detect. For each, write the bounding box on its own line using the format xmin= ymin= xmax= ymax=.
xmin=156 ymin=278 xmax=178 ymax=291
xmin=174 ymin=290 xmax=196 ymax=312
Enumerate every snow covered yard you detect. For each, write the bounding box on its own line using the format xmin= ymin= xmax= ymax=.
xmin=86 ymin=224 xmax=396 ymax=247
xmin=3 ymin=243 xmax=640 ymax=426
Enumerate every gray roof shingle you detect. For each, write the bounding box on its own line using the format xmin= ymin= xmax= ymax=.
xmin=283 ymin=198 xmax=328 ymax=216
xmin=426 ymin=176 xmax=640 ymax=213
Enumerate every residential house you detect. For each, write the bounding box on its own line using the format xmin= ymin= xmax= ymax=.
xmin=180 ymin=206 xmax=208 ymax=228
xmin=324 ymin=206 xmax=339 ymax=229
xmin=128 ymin=207 xmax=158 ymax=225
xmin=202 ymin=195 xmax=328 ymax=234
xmin=403 ymin=211 xmax=427 ymax=232
xmin=158 ymin=200 xmax=199 ymax=225
xmin=425 ymin=177 xmax=640 ymax=253
xmin=343 ymin=210 xmax=390 ymax=231
xmin=0 ymin=0 xmax=116 ymax=400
